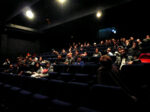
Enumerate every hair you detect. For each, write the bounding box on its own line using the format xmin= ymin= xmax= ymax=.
xmin=100 ymin=55 xmax=112 ymax=69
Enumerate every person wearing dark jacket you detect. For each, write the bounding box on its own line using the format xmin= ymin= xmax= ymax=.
xmin=115 ymin=48 xmax=133 ymax=70
xmin=97 ymin=55 xmax=138 ymax=102
xmin=97 ymin=55 xmax=119 ymax=86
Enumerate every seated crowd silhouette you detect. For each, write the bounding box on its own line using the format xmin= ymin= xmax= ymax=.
xmin=0 ymin=35 xmax=150 ymax=112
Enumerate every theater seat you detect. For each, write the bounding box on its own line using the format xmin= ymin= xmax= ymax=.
xmin=89 ymin=57 xmax=100 ymax=63
xmin=87 ymin=84 xmax=134 ymax=112
xmin=16 ymin=90 xmax=33 ymax=112
xmin=54 ymin=64 xmax=69 ymax=73
xmin=31 ymin=93 xmax=50 ymax=111
xmin=59 ymin=81 xmax=89 ymax=105
xmin=48 ymin=79 xmax=66 ymax=98
xmin=48 ymin=72 xmax=58 ymax=79
xmin=73 ymin=73 xmax=89 ymax=83
xmin=6 ymin=86 xmax=22 ymax=111
xmin=68 ymin=64 xmax=83 ymax=74
xmin=58 ymin=73 xmax=73 ymax=82
xmin=82 ymin=64 xmax=99 ymax=75
xmin=120 ymin=64 xmax=145 ymax=93
xmin=76 ymin=106 xmax=100 ymax=112
xmin=50 ymin=99 xmax=73 ymax=112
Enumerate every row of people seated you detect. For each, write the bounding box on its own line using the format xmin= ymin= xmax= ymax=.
xmin=41 ymin=35 xmax=147 ymax=58
xmin=1 ymin=54 xmax=148 ymax=95
xmin=1 ymin=35 xmax=150 ymax=79
xmin=1 ymin=56 xmax=150 ymax=107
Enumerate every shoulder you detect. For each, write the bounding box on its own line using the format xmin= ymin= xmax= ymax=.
xmin=97 ymin=66 xmax=106 ymax=73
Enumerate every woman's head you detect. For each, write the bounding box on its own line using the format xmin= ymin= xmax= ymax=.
xmin=100 ymin=55 xmax=112 ymax=69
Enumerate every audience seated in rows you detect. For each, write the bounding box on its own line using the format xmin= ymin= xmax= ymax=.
xmin=1 ymin=35 xmax=150 ymax=80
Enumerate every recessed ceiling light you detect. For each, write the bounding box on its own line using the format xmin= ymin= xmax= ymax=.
xmin=96 ymin=11 xmax=102 ymax=18
xmin=25 ymin=10 xmax=34 ymax=19
xmin=57 ymin=0 xmax=67 ymax=4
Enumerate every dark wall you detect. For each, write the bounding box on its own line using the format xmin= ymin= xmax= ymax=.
xmin=0 ymin=29 xmax=40 ymax=58
xmin=43 ymin=14 xmax=100 ymax=50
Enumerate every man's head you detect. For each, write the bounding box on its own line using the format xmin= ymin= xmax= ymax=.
xmin=39 ymin=56 xmax=43 ymax=61
xmin=95 ymin=48 xmax=99 ymax=53
xmin=146 ymin=35 xmax=150 ymax=39
xmin=57 ymin=55 xmax=62 ymax=59
xmin=75 ymin=50 xmax=79 ymax=56
xmin=120 ymin=48 xmax=126 ymax=56
xmin=100 ymin=40 xmax=104 ymax=45
xmin=117 ymin=46 xmax=123 ymax=53
xmin=93 ymin=42 xmax=97 ymax=46
xmin=35 ymin=62 xmax=40 ymax=68
xmin=67 ymin=53 xmax=72 ymax=59
xmin=46 ymin=62 xmax=50 ymax=68
xmin=9 ymin=64 xmax=13 ymax=69
xmin=28 ymin=57 xmax=32 ymax=61
xmin=107 ymin=47 xmax=111 ymax=53
xmin=136 ymin=39 xmax=141 ymax=43
xmin=132 ymin=42 xmax=137 ymax=48
xmin=130 ymin=36 xmax=134 ymax=41
xmin=77 ymin=56 xmax=82 ymax=62
xmin=62 ymin=49 xmax=66 ymax=53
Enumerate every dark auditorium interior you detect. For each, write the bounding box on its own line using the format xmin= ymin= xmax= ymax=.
xmin=0 ymin=0 xmax=150 ymax=112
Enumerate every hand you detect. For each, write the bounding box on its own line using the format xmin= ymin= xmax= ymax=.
xmin=128 ymin=61 xmax=133 ymax=65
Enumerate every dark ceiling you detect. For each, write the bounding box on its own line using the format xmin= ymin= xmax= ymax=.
xmin=0 ymin=0 xmax=133 ymax=33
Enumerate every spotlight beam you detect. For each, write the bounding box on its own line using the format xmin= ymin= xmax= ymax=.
xmin=6 ymin=24 xmax=37 ymax=32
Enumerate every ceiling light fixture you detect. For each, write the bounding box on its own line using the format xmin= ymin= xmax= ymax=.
xmin=96 ymin=11 xmax=102 ymax=18
xmin=25 ymin=10 xmax=34 ymax=19
xmin=57 ymin=0 xmax=67 ymax=4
